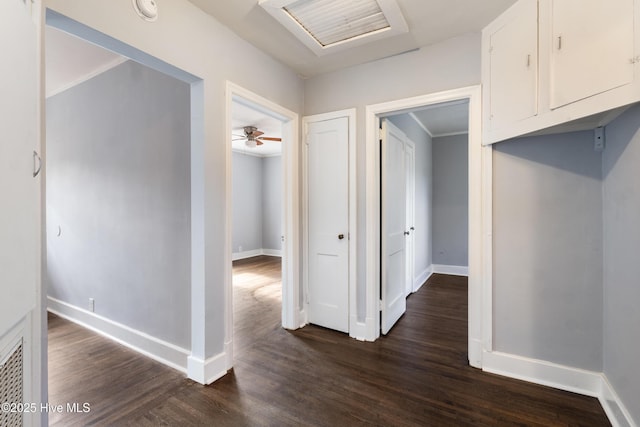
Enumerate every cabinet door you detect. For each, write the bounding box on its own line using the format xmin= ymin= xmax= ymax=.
xmin=550 ymin=0 xmax=634 ymax=109
xmin=488 ymin=0 xmax=538 ymax=130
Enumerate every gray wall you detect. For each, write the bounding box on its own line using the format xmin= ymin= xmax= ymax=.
xmin=602 ymin=105 xmax=640 ymax=423
xmin=432 ymin=134 xmax=468 ymax=267
xmin=48 ymin=0 xmax=304 ymax=357
xmin=262 ymin=156 xmax=282 ymax=251
xmin=493 ymin=131 xmax=603 ymax=371
xmin=232 ymin=152 xmax=281 ymax=253
xmin=304 ymin=33 xmax=480 ymax=320
xmin=388 ymin=114 xmax=432 ymax=281
xmin=46 ymin=60 xmax=191 ymax=348
xmin=232 ymin=152 xmax=263 ymax=252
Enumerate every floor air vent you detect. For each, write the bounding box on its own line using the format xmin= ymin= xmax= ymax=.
xmin=0 ymin=340 xmax=23 ymax=427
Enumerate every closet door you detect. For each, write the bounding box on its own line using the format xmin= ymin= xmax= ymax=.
xmin=550 ymin=0 xmax=634 ymax=109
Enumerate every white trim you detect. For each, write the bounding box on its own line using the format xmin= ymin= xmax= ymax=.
xmin=258 ymin=0 xmax=408 ymax=57
xmin=408 ymin=112 xmax=433 ymax=137
xmin=348 ymin=317 xmax=368 ymax=341
xmin=47 ymin=297 xmax=189 ymax=374
xmin=431 ymin=264 xmax=469 ymax=276
xmin=483 ymin=351 xmax=602 ymax=397
xmin=600 ymin=375 xmax=638 ymax=427
xmin=187 ymin=352 xmax=228 ymax=386
xmin=225 ymin=83 xmax=300 ymax=352
xmin=231 ymin=148 xmax=282 ymax=158
xmin=231 ymin=248 xmax=283 ymax=261
xmin=433 ymin=130 xmax=469 ymax=138
xmin=413 ymin=265 xmax=433 ymax=292
xmin=301 ymin=108 xmax=357 ymax=338
xmin=483 ymin=351 xmax=637 ymax=427
xmin=364 ymin=86 xmax=489 ymax=363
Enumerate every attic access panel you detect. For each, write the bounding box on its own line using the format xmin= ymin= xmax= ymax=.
xmin=259 ymin=0 xmax=408 ymax=56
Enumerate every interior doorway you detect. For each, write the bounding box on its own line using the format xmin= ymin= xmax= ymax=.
xmin=365 ymin=86 xmax=492 ymax=369
xmin=224 ymin=83 xmax=300 ymax=362
xmin=379 ymin=102 xmax=470 ymax=335
xmin=230 ymin=99 xmax=285 ymax=354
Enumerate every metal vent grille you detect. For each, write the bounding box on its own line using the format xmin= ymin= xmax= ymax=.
xmin=0 ymin=340 xmax=23 ymax=427
xmin=283 ymin=0 xmax=390 ymax=46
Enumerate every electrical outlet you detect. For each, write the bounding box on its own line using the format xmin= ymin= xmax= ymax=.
xmin=238 ymin=245 xmax=243 ymax=252
xmin=89 ymin=298 xmax=95 ymax=313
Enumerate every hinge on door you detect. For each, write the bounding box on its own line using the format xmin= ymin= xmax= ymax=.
xmin=379 ymin=300 xmax=383 ymax=311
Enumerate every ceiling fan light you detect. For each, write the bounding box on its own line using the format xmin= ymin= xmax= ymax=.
xmin=245 ymin=139 xmax=257 ymax=148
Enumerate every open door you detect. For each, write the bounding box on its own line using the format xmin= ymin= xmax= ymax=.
xmin=404 ymin=139 xmax=415 ymax=296
xmin=381 ymin=118 xmax=407 ymax=335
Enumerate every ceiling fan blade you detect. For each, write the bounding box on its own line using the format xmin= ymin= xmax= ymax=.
xmin=256 ymin=140 xmax=264 ymax=146
xmin=252 ymin=130 xmax=264 ymax=137
xmin=258 ymin=137 xmax=282 ymax=142
xmin=232 ymin=137 xmax=246 ymax=141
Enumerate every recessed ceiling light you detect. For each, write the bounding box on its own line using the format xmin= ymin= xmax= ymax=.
xmin=259 ymin=0 xmax=408 ymax=56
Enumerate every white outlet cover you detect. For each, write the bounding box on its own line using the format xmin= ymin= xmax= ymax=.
xmin=133 ymin=0 xmax=158 ymax=21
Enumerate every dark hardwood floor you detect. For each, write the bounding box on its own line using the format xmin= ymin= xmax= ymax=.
xmin=48 ymin=258 xmax=610 ymax=426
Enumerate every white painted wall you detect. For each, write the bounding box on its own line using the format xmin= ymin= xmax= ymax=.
xmin=304 ymin=33 xmax=480 ymax=320
xmin=602 ymin=104 xmax=640 ymax=425
xmin=262 ymin=156 xmax=282 ymax=251
xmin=493 ymin=132 xmax=603 ymax=371
xmin=45 ymin=0 xmax=303 ymax=365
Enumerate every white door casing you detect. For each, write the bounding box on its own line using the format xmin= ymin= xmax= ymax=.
xmin=365 ymin=86 xmax=489 ymax=370
xmin=404 ymin=138 xmax=416 ymax=296
xmin=381 ymin=119 xmax=407 ymax=335
xmin=306 ymin=117 xmax=350 ymax=333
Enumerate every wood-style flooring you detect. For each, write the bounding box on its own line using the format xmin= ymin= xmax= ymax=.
xmin=48 ymin=256 xmax=610 ymax=426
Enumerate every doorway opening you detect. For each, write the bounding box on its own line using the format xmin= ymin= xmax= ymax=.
xmin=230 ymin=99 xmax=284 ymax=355
xmin=379 ymin=101 xmax=470 ymax=334
xmin=366 ymin=87 xmax=492 ymax=368
xmin=224 ymin=83 xmax=300 ymax=363
xmin=44 ymin=8 xmax=206 ymax=392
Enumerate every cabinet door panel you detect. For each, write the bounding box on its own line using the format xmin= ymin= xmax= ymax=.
xmin=489 ymin=0 xmax=538 ymax=130
xmin=551 ymin=0 xmax=634 ymax=109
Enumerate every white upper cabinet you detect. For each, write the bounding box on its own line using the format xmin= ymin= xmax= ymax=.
xmin=550 ymin=0 xmax=634 ymax=109
xmin=482 ymin=0 xmax=640 ymax=144
xmin=486 ymin=0 xmax=538 ymax=131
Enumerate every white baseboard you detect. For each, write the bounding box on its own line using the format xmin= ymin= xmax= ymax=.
xmin=48 ymin=297 xmax=189 ymax=374
xmin=349 ymin=315 xmax=368 ymax=341
xmin=364 ymin=316 xmax=378 ymax=342
xmin=482 ymin=351 xmax=602 ymax=397
xmin=483 ymin=350 xmax=637 ymax=427
xmin=187 ymin=351 xmax=228 ymax=385
xmin=432 ymin=264 xmax=469 ymax=276
xmin=262 ymin=248 xmax=282 ymax=257
xmin=232 ymin=248 xmax=282 ymax=261
xmin=600 ymin=374 xmax=637 ymax=427
xmin=468 ymin=338 xmax=482 ymax=368
xmin=414 ymin=266 xmax=433 ymax=292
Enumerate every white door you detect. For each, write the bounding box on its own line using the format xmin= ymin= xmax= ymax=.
xmin=381 ymin=119 xmax=406 ymax=335
xmin=307 ymin=117 xmax=349 ymax=333
xmin=404 ymin=140 xmax=415 ymax=297
xmin=0 ymin=1 xmax=40 ymax=334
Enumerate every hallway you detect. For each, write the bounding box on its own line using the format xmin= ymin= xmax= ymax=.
xmin=47 ymin=263 xmax=609 ymax=425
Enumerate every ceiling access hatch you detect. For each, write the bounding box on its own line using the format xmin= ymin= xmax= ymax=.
xmin=259 ymin=0 xmax=408 ymax=56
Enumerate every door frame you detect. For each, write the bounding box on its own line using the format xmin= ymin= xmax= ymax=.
xmin=365 ymin=86 xmax=492 ymax=368
xmin=224 ymin=82 xmax=300 ymax=357
xmin=301 ymin=109 xmax=357 ymax=337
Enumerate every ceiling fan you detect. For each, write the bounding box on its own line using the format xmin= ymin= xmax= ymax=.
xmin=233 ymin=126 xmax=281 ymax=148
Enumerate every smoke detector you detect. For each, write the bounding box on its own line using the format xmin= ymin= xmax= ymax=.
xmin=133 ymin=0 xmax=158 ymax=22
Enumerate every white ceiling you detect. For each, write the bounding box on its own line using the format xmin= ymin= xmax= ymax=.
xmin=187 ymin=0 xmax=516 ymax=77
xmin=232 ymin=101 xmax=283 ymax=157
xmin=410 ymin=100 xmax=469 ymax=137
xmin=45 ymin=26 xmax=125 ymax=98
